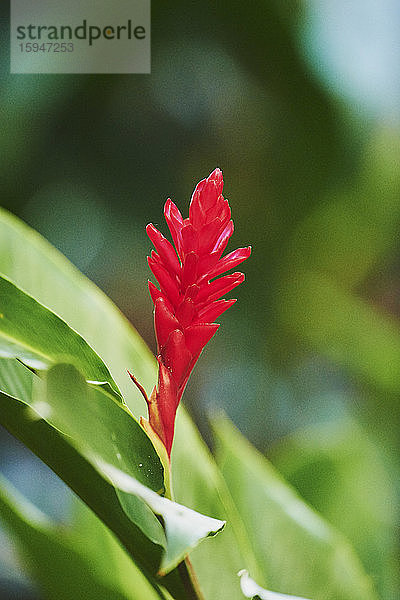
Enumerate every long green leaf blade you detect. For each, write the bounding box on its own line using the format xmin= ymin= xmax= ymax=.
xmin=0 ymin=474 xmax=165 ymax=600
xmin=0 ymin=380 xmax=164 ymax=577
xmin=0 ymin=207 xmax=152 ymax=414
xmin=0 ymin=274 xmax=119 ymax=394
xmin=213 ymin=416 xmax=378 ymax=600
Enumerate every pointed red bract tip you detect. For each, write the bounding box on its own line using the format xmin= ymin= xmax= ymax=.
xmin=132 ymin=169 xmax=251 ymax=457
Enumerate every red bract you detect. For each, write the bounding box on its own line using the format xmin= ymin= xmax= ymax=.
xmin=131 ymin=169 xmax=251 ymax=457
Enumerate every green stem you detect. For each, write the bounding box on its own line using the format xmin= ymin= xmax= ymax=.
xmin=182 ymin=556 xmax=206 ymax=600
xmin=142 ymin=421 xmax=205 ymax=600
xmin=166 ymin=459 xmax=205 ymax=600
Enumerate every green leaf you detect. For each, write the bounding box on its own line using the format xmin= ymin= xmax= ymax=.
xmin=99 ymin=460 xmax=225 ymax=574
xmin=0 ymin=274 xmax=120 ymax=395
xmin=213 ymin=416 xmax=379 ymax=600
xmin=269 ymin=419 xmax=400 ymax=600
xmin=70 ymin=497 xmax=166 ymax=600
xmin=0 ymin=359 xmax=164 ymax=581
xmin=0 ymin=207 xmax=153 ymax=415
xmin=0 ymin=474 xmax=151 ymax=600
xmin=38 ymin=362 xmax=166 ymax=547
xmin=40 ymin=362 xmax=163 ymax=493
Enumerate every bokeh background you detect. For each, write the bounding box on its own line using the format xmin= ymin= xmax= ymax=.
xmin=0 ymin=1 xmax=399 ymax=599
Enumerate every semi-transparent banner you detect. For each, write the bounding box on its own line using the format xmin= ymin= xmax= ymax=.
xmin=11 ymin=0 xmax=150 ymax=74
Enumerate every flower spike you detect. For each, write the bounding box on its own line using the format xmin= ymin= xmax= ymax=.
xmin=131 ymin=169 xmax=251 ymax=458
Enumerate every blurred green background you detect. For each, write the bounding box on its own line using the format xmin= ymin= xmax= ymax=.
xmin=0 ymin=1 xmax=399 ymax=599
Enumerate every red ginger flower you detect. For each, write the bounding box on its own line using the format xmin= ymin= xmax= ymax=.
xmin=131 ymin=169 xmax=251 ymax=457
